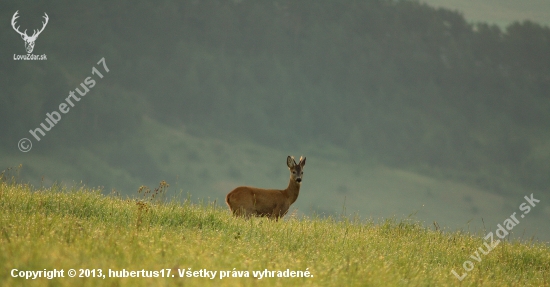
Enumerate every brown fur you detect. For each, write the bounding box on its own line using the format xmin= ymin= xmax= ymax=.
xmin=226 ymin=156 xmax=305 ymax=221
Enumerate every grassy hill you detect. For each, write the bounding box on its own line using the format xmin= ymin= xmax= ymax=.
xmin=1 ymin=177 xmax=549 ymax=286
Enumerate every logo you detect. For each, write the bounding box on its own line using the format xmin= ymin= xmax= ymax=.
xmin=11 ymin=10 xmax=48 ymax=60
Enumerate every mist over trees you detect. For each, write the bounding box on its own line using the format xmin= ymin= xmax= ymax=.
xmin=1 ymin=0 xmax=549 ymax=194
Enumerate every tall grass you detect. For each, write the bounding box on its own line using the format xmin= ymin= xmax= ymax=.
xmin=0 ymin=175 xmax=548 ymax=286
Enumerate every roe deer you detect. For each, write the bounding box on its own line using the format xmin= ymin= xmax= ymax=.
xmin=226 ymin=156 xmax=306 ymax=221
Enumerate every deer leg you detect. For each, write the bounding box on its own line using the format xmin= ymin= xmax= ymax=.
xmin=271 ymin=206 xmax=283 ymax=221
xmin=234 ymin=206 xmax=245 ymax=218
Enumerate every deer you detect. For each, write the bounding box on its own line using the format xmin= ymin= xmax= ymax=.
xmin=11 ymin=10 xmax=49 ymax=54
xmin=226 ymin=156 xmax=306 ymax=221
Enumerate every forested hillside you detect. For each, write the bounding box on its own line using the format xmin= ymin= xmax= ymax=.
xmin=1 ymin=0 xmax=549 ymax=195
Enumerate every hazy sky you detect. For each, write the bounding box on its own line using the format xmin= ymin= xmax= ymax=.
xmin=421 ymin=0 xmax=550 ymax=27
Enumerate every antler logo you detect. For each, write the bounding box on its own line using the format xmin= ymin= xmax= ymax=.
xmin=11 ymin=10 xmax=49 ymax=54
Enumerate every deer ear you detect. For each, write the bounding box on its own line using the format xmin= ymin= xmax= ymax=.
xmin=299 ymin=156 xmax=306 ymax=167
xmin=287 ymin=156 xmax=295 ymax=168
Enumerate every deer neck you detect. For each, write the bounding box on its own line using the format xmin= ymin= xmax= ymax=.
xmin=284 ymin=179 xmax=301 ymax=204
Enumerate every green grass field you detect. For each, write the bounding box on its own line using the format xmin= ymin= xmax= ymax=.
xmin=1 ymin=176 xmax=549 ymax=286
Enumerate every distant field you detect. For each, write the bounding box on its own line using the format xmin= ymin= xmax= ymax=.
xmin=421 ymin=0 xmax=550 ymax=27
xmin=1 ymin=180 xmax=549 ymax=286
xmin=3 ymin=117 xmax=550 ymax=242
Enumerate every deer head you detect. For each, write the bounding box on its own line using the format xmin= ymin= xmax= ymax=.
xmin=11 ymin=11 xmax=49 ymax=54
xmin=287 ymin=155 xmax=305 ymax=183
